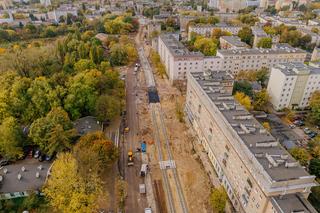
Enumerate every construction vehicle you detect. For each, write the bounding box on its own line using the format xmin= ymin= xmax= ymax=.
xmin=128 ymin=151 xmax=134 ymax=166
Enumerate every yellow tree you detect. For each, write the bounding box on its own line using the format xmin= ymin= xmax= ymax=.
xmin=234 ymin=92 xmax=252 ymax=110
xmin=43 ymin=153 xmax=105 ymax=213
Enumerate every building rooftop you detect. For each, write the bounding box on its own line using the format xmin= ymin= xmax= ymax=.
xmin=274 ymin=62 xmax=320 ymax=76
xmin=217 ymin=45 xmax=306 ymax=56
xmin=159 ymin=34 xmax=203 ymax=57
xmin=190 ymin=70 xmax=313 ymax=182
xmin=220 ymin=36 xmax=249 ymax=48
xmin=271 ymin=194 xmax=318 ymax=213
xmin=251 ymin=26 xmax=268 ymax=37
xmin=190 ymin=23 xmax=240 ymax=29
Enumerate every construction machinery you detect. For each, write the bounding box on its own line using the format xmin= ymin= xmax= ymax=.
xmin=128 ymin=151 xmax=134 ymax=166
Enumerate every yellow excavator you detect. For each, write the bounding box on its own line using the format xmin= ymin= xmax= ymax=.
xmin=128 ymin=151 xmax=134 ymax=166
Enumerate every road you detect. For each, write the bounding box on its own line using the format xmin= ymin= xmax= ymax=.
xmin=122 ymin=62 xmax=147 ymax=212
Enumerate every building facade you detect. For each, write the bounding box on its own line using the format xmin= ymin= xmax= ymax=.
xmin=267 ymin=63 xmax=320 ymax=110
xmin=188 ymin=24 xmax=241 ymax=40
xmin=217 ymin=47 xmax=306 ymax=76
xmin=158 ymin=34 xmax=204 ymax=83
xmin=185 ymin=70 xmax=317 ymax=213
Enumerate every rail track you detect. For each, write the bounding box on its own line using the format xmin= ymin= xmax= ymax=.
xmin=137 ymin=22 xmax=188 ymax=213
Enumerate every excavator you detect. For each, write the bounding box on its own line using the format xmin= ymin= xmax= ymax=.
xmin=128 ymin=151 xmax=134 ymax=166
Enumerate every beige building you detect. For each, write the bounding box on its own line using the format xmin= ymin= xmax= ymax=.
xmin=220 ymin=36 xmax=249 ymax=49
xmin=188 ymin=24 xmax=241 ymax=41
xmin=267 ymin=63 xmax=320 ymax=110
xmin=185 ymin=70 xmax=317 ymax=213
xmin=216 ymin=46 xmax=307 ymax=76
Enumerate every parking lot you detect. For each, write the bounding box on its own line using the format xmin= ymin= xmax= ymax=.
xmin=0 ymin=159 xmax=51 ymax=194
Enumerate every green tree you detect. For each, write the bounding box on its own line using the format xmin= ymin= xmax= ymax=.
xmin=308 ymin=91 xmax=320 ymax=125
xmin=43 ymin=153 xmax=105 ymax=213
xmin=194 ymin=37 xmax=218 ymax=56
xmin=0 ymin=117 xmax=24 ymax=160
xmin=253 ymin=89 xmax=269 ymax=111
xmin=29 ymin=107 xmax=76 ymax=155
xmin=309 ymin=158 xmax=320 ymax=179
xmin=238 ymin=27 xmax=253 ymax=46
xmin=289 ymin=147 xmax=309 ymax=166
xmin=95 ymin=95 xmax=121 ymax=122
xmin=74 ymin=59 xmax=96 ymax=72
xmin=210 ymin=187 xmax=227 ymax=213
xmin=232 ymin=81 xmax=253 ymax=97
xmin=257 ymin=37 xmax=272 ymax=48
xmin=109 ymin=44 xmax=128 ymax=66
xmin=27 ymin=77 xmax=60 ymax=118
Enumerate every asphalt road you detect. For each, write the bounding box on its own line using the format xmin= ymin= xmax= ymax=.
xmin=123 ymin=63 xmax=147 ymax=213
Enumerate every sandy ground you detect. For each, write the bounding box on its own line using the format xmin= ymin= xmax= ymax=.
xmin=135 ymin=51 xmax=213 ymax=212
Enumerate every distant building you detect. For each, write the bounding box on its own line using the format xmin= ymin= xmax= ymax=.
xmin=267 ymin=63 xmax=320 ymax=110
xmin=311 ymin=47 xmax=320 ymax=61
xmin=251 ymin=26 xmax=269 ymax=47
xmin=188 ymin=24 xmax=241 ymax=40
xmin=216 ymin=46 xmax=306 ymax=76
xmin=220 ymin=36 xmax=249 ymax=49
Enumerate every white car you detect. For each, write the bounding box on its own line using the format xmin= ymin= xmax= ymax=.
xmin=144 ymin=208 xmax=152 ymax=213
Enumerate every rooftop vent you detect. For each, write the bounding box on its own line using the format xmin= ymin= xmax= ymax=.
xmin=285 ymin=162 xmax=299 ymax=168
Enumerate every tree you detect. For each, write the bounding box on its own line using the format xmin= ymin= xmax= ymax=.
xmin=262 ymin=122 xmax=271 ymax=132
xmin=238 ymin=27 xmax=253 ymax=46
xmin=309 ymin=158 xmax=320 ymax=179
xmin=95 ymin=95 xmax=121 ymax=122
xmin=308 ymin=91 xmax=320 ymax=125
xmin=256 ymin=68 xmax=268 ymax=86
xmin=232 ymin=80 xmax=253 ymax=97
xmin=29 ymin=107 xmax=76 ymax=155
xmin=210 ymin=187 xmax=227 ymax=213
xmin=0 ymin=117 xmax=24 ymax=159
xmin=257 ymin=37 xmax=272 ymax=48
xmin=194 ymin=37 xmax=218 ymax=56
xmin=263 ymin=26 xmax=277 ymax=35
xmin=238 ymin=14 xmax=258 ymax=26
xmin=211 ymin=29 xmax=232 ymax=39
xmin=234 ymin=92 xmax=252 ymax=110
xmin=289 ymin=147 xmax=309 ymax=166
xmin=74 ymin=59 xmax=96 ymax=72
xmin=43 ymin=153 xmax=105 ymax=213
xmin=73 ymin=131 xmax=118 ymax=175
xmin=109 ymin=44 xmax=128 ymax=66
xmin=253 ymin=89 xmax=269 ymax=111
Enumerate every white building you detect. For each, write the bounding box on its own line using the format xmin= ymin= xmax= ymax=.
xmin=216 ymin=46 xmax=306 ymax=76
xmin=188 ymin=24 xmax=241 ymax=40
xmin=267 ymin=63 xmax=320 ymax=110
xmin=185 ymin=70 xmax=317 ymax=213
xmin=158 ymin=34 xmax=204 ymax=83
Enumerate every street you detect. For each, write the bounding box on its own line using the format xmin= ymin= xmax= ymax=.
xmin=122 ymin=62 xmax=147 ymax=213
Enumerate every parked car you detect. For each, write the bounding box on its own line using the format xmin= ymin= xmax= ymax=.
xmin=293 ymin=120 xmax=304 ymax=126
xmin=308 ymin=132 xmax=317 ymax=139
xmin=289 ymin=124 xmax=296 ymax=129
xmin=38 ymin=154 xmax=46 ymax=162
xmin=45 ymin=153 xmax=56 ymax=161
xmin=34 ymin=150 xmax=41 ymax=159
xmin=0 ymin=159 xmax=10 ymax=167
xmin=304 ymin=128 xmax=311 ymax=134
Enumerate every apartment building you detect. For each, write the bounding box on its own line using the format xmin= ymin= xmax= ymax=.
xmin=267 ymin=63 xmax=320 ymax=110
xmin=188 ymin=24 xmax=241 ymax=40
xmin=220 ymin=36 xmax=249 ymax=49
xmin=158 ymin=34 xmax=204 ymax=83
xmin=185 ymin=70 xmax=317 ymax=213
xmin=251 ymin=26 xmax=269 ymax=47
xmin=217 ymin=46 xmax=307 ymax=76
